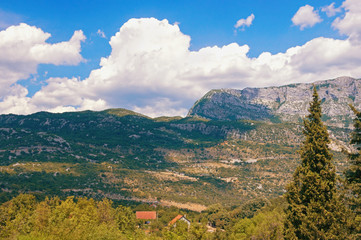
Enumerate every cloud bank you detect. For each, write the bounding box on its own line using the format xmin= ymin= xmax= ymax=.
xmin=1 ymin=0 xmax=361 ymax=117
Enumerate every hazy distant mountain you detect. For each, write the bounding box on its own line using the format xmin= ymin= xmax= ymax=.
xmin=188 ymin=76 xmax=360 ymax=127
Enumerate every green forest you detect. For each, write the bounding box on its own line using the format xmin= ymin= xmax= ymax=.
xmin=1 ymin=88 xmax=360 ymax=239
xmin=0 ymin=193 xmax=286 ymax=240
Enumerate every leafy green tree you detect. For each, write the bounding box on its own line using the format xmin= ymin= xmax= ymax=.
xmin=230 ymin=198 xmax=269 ymax=220
xmin=168 ymin=220 xmax=190 ymax=240
xmin=32 ymin=196 xmax=123 ymax=240
xmin=231 ymin=217 xmax=255 ymax=239
xmin=205 ymin=204 xmax=231 ymax=229
xmin=230 ymin=206 xmax=284 ymax=240
xmin=96 ymin=198 xmax=115 ymax=223
xmin=0 ymin=194 xmax=37 ymax=238
xmin=284 ymin=87 xmax=348 ymax=239
xmin=114 ymin=205 xmax=136 ymax=233
xmin=345 ymin=105 xmax=361 ymax=238
xmin=189 ymin=222 xmax=208 ymax=240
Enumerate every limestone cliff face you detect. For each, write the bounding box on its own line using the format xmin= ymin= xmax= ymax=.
xmin=188 ymin=77 xmax=361 ymax=127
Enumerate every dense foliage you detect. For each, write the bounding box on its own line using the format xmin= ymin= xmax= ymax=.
xmin=0 ymin=194 xmax=136 ymax=239
xmin=284 ymin=87 xmax=349 ymax=239
xmin=1 ymin=90 xmax=360 ymax=239
xmin=345 ymin=105 xmax=361 ymax=238
xmin=0 ymin=108 xmax=350 ymax=207
xmin=0 ymin=194 xmax=287 ymax=240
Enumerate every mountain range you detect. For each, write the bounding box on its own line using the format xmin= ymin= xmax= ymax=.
xmin=0 ymin=76 xmax=358 ymax=210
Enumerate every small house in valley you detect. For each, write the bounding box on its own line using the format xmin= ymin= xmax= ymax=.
xmin=168 ymin=215 xmax=191 ymax=228
xmin=136 ymin=211 xmax=157 ymax=224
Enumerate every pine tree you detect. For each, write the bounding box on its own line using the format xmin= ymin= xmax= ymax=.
xmin=284 ymin=86 xmax=348 ymax=239
xmin=345 ymin=105 xmax=361 ymax=238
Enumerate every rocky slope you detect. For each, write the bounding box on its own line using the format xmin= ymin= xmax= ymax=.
xmin=188 ymin=76 xmax=361 ymax=127
xmin=0 ymin=77 xmax=359 ymax=207
xmin=0 ymin=106 xmax=352 ymax=207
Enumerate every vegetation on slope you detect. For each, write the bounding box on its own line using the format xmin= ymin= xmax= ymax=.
xmin=345 ymin=105 xmax=361 ymax=238
xmin=284 ymin=87 xmax=350 ymax=239
xmin=1 ymin=89 xmax=361 ymax=239
xmin=0 ymin=108 xmax=352 ymax=207
xmin=0 ymin=193 xmax=286 ymax=240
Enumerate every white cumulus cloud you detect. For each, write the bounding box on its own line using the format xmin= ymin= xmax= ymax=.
xmin=234 ymin=14 xmax=255 ymax=31
xmin=2 ymin=16 xmax=361 ymax=117
xmin=0 ymin=23 xmax=85 ymax=96
xmin=0 ymin=23 xmax=86 ymax=114
xmin=333 ymin=0 xmax=361 ymax=42
xmin=292 ymin=5 xmax=322 ymax=30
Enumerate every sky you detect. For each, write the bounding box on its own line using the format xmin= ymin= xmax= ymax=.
xmin=0 ymin=0 xmax=361 ymax=117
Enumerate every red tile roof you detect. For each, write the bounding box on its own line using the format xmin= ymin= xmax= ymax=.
xmin=169 ymin=214 xmax=183 ymax=225
xmin=136 ymin=211 xmax=157 ymax=220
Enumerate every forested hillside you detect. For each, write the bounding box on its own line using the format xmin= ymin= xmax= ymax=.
xmin=0 ymin=84 xmax=360 ymax=239
xmin=0 ymin=107 xmax=351 ymax=208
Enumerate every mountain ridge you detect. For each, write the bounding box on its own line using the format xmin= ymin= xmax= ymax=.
xmin=0 ymin=76 xmax=357 ymax=207
xmin=188 ymin=76 xmax=360 ymax=127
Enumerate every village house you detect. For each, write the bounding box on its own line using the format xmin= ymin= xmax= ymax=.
xmin=168 ymin=215 xmax=191 ymax=228
xmin=136 ymin=211 xmax=157 ymax=224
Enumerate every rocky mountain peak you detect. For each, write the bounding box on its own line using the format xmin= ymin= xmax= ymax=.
xmin=188 ymin=77 xmax=360 ymax=127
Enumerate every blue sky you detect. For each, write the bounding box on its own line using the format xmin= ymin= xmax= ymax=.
xmin=0 ymin=0 xmax=360 ymax=116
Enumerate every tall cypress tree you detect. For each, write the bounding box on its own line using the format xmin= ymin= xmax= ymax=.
xmin=345 ymin=105 xmax=361 ymax=238
xmin=284 ymin=86 xmax=348 ymax=239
